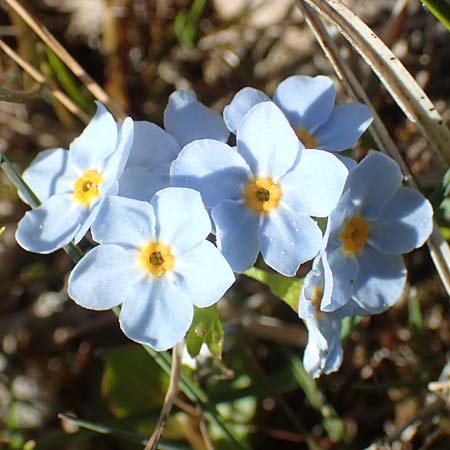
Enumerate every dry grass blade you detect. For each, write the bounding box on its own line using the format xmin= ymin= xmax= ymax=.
xmin=0 ymin=38 xmax=90 ymax=124
xmin=297 ymin=1 xmax=450 ymax=296
xmin=303 ymin=0 xmax=450 ymax=168
xmin=144 ymin=342 xmax=183 ymax=450
xmin=4 ymin=0 xmax=126 ymax=120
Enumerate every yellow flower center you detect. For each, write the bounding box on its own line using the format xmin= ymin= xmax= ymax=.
xmin=339 ymin=215 xmax=370 ymax=255
xmin=139 ymin=242 xmax=175 ymax=276
xmin=244 ymin=177 xmax=281 ymax=214
xmin=73 ymin=170 xmax=103 ymax=206
xmin=295 ymin=128 xmax=317 ymax=148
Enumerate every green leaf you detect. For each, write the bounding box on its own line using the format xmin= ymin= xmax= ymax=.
xmin=101 ymin=345 xmax=168 ymax=418
xmin=174 ymin=0 xmax=208 ymax=48
xmin=186 ymin=305 xmax=224 ymax=358
xmin=421 ymin=0 xmax=450 ymax=31
xmin=244 ymin=267 xmax=303 ymax=312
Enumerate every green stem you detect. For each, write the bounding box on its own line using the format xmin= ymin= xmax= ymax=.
xmin=421 ymin=0 xmax=450 ymax=30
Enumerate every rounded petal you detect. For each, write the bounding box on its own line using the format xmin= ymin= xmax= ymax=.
xmin=223 ymin=87 xmax=271 ymax=134
xmin=163 ymin=90 xmax=229 ymax=147
xmin=212 ymin=200 xmax=260 ymax=273
xmin=69 ymin=102 xmax=118 ymax=171
xmin=303 ymin=314 xmax=343 ymax=378
xmin=15 ymin=194 xmax=82 ymax=253
xmin=353 ymin=247 xmax=407 ymax=314
xmin=174 ymin=241 xmax=235 ymax=307
xmin=102 ymin=116 xmax=134 ymax=183
xmin=324 ymin=248 xmax=359 ymax=311
xmin=259 ymin=206 xmax=322 ymax=276
xmin=170 ymin=139 xmax=252 ymax=208
xmin=273 ymin=75 xmax=335 ymax=132
xmin=236 ymin=102 xmax=300 ymax=179
xmin=125 ymin=121 xmax=180 ymax=169
xmin=151 ymin=187 xmax=211 ymax=252
xmin=369 ymin=187 xmax=433 ymax=254
xmin=280 ymin=150 xmax=348 ymax=217
xmin=118 ymin=166 xmax=170 ymax=201
xmin=119 ymin=277 xmax=194 ymax=350
xmin=92 ymin=196 xmax=156 ymax=246
xmin=315 ymin=103 xmax=373 ymax=151
xmin=20 ymin=148 xmax=69 ymax=204
xmin=346 ymin=152 xmax=403 ymax=219
xmin=68 ymin=244 xmax=139 ymax=310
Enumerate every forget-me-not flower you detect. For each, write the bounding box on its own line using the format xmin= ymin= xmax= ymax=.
xmin=68 ymin=188 xmax=235 ymax=350
xmin=16 ymin=102 xmax=133 ymax=253
xmin=171 ymin=101 xmax=348 ymax=275
xmin=224 ymin=75 xmax=373 ymax=151
xmin=322 ymin=152 xmax=433 ymax=314
xmin=118 ymin=90 xmax=229 ymax=201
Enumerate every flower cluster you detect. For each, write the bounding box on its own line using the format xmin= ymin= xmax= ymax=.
xmin=15 ymin=75 xmax=433 ymax=375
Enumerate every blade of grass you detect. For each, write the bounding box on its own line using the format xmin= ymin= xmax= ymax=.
xmin=45 ymin=47 xmax=96 ymax=115
xmin=296 ymin=0 xmax=450 ymax=296
xmin=421 ymin=0 xmax=450 ymax=30
xmin=57 ymin=414 xmax=187 ymax=450
xmin=5 ymin=0 xmax=126 ymax=120
xmin=302 ymin=0 xmax=450 ymax=167
xmin=283 ymin=347 xmax=348 ymax=444
xmin=0 ymin=38 xmax=90 ymax=123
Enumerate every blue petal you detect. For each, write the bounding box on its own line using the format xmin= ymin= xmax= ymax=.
xmin=69 ymin=102 xmax=118 ymax=171
xmin=151 ymin=187 xmax=211 ymax=252
xmin=346 ymin=152 xmax=403 ymax=220
xmin=273 ymin=75 xmax=335 ymax=132
xmin=163 ymin=90 xmax=229 ymax=147
xmin=353 ymin=246 xmax=407 ymax=314
xmin=325 ymin=248 xmax=359 ymax=311
xmin=68 ymin=244 xmax=140 ymax=310
xmin=15 ymin=194 xmax=82 ymax=253
xmin=170 ymin=139 xmax=252 ymax=208
xmin=258 ymin=205 xmax=322 ymax=276
xmin=92 ymin=195 xmax=156 ymax=246
xmin=315 ymin=103 xmax=373 ymax=151
xmin=118 ymin=166 xmax=170 ymax=201
xmin=223 ymin=87 xmax=271 ymax=134
xmin=212 ymin=200 xmax=260 ymax=273
xmin=369 ymin=187 xmax=433 ymax=254
xmin=20 ymin=148 xmax=69 ymax=204
xmin=280 ymin=149 xmax=348 ymax=217
xmin=303 ymin=313 xmax=343 ymax=378
xmin=125 ymin=121 xmax=180 ymax=169
xmin=119 ymin=276 xmax=194 ymax=350
xmin=236 ymin=102 xmax=300 ymax=179
xmin=102 ymin=117 xmax=134 ymax=183
xmin=174 ymin=241 xmax=234 ymax=307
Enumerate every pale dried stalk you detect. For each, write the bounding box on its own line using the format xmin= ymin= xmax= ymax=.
xmin=0 ymin=38 xmax=90 ymax=123
xmin=297 ymin=1 xmax=450 ymax=296
xmin=4 ymin=0 xmax=126 ymax=120
xmin=144 ymin=342 xmax=183 ymax=450
xmin=303 ymin=0 xmax=450 ymax=168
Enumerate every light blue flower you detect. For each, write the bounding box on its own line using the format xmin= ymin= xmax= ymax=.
xmin=16 ymin=102 xmax=133 ymax=253
xmin=224 ymin=75 xmax=373 ymax=151
xmin=171 ymin=101 xmax=348 ymax=275
xmin=323 ymin=152 xmax=434 ymax=314
xmin=68 ymin=188 xmax=234 ymax=350
xmin=118 ymin=90 xmax=229 ymax=201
